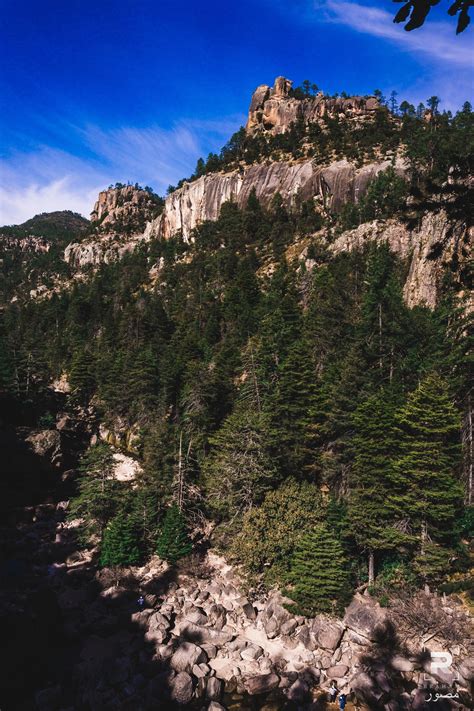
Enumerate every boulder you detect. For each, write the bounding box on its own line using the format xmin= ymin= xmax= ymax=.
xmin=244 ymin=673 xmax=280 ymax=695
xmin=240 ymin=644 xmax=263 ymax=661
xmin=208 ymin=703 xmax=226 ymax=711
xmin=312 ymin=618 xmax=345 ymax=650
xmin=286 ymin=679 xmax=310 ymax=702
xmin=326 ymin=664 xmax=349 ymax=679
xmin=241 ymin=601 xmax=257 ymax=621
xmin=343 ymin=595 xmax=386 ymax=641
xmin=185 ymin=606 xmax=208 ymax=625
xmin=192 ymin=663 xmax=210 ymax=678
xmin=297 ymin=625 xmax=316 ymax=651
xmin=458 ymin=657 xmax=474 ymax=681
xmin=280 ymin=618 xmax=298 ymax=636
xmin=391 ymin=655 xmax=414 ymax=672
xmin=206 ymin=676 xmax=223 ymax=700
xmin=263 ymin=616 xmax=280 ymax=639
xmin=178 ymin=621 xmax=234 ymax=645
xmin=170 ymin=642 xmax=206 ymax=672
xmin=169 ymin=671 xmax=194 ymax=705
xmin=35 ymin=686 xmax=61 ymax=711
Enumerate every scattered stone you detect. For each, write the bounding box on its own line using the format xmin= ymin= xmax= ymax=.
xmin=170 ymin=642 xmax=206 ymax=672
xmin=244 ymin=673 xmax=280 ymax=695
xmin=206 ymin=676 xmax=223 ymax=700
xmin=240 ymin=644 xmax=263 ymax=661
xmin=326 ymin=664 xmax=349 ymax=678
xmin=169 ymin=671 xmax=194 ymax=704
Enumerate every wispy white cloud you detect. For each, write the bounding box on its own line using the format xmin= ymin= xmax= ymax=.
xmin=0 ymin=113 xmax=245 ymax=225
xmin=318 ymin=0 xmax=473 ymax=67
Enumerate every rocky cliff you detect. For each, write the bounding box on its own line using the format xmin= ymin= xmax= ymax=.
xmin=145 ymin=157 xmax=404 ymax=242
xmin=325 ymin=212 xmax=471 ymax=309
xmin=64 ymin=185 xmax=163 ymax=268
xmin=90 ymin=184 xmax=162 ymax=229
xmin=246 ymin=76 xmax=380 ymax=135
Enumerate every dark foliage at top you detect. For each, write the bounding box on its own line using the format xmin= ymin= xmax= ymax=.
xmin=392 ymin=0 xmax=472 ymax=34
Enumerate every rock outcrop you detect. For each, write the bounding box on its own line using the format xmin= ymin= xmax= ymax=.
xmin=146 ymin=157 xmax=404 ymax=243
xmin=64 ymin=186 xmax=163 ymax=268
xmin=325 ymin=212 xmax=472 ymax=309
xmin=90 ymin=185 xmax=161 ymax=229
xmin=246 ymin=76 xmax=380 ymax=135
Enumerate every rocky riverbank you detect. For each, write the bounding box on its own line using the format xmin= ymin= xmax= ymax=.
xmin=1 ymin=422 xmax=473 ymax=710
xmin=28 ymin=512 xmax=474 ymax=710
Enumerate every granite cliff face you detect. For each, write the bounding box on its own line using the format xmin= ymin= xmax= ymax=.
xmin=58 ymin=77 xmax=470 ymax=311
xmin=246 ymin=76 xmax=379 ymax=135
xmin=327 ymin=212 xmax=471 ymax=309
xmin=145 ymin=157 xmax=404 ymax=242
xmin=65 ymin=186 xmax=163 ymax=269
xmin=90 ymin=185 xmax=161 ymax=229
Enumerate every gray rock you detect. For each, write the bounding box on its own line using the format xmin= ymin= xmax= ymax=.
xmin=264 ymin=616 xmax=280 ymax=638
xmin=170 ymin=642 xmax=206 ymax=672
xmin=35 ymin=686 xmax=61 ymax=711
xmin=169 ymin=671 xmax=194 ymax=705
xmin=312 ymin=618 xmax=345 ymax=650
xmin=206 ymin=676 xmax=223 ymax=700
xmin=343 ymin=595 xmax=386 ymax=641
xmin=208 ymin=702 xmax=226 ymax=711
xmin=286 ymin=679 xmax=310 ymax=702
xmin=240 ymin=644 xmax=263 ymax=661
xmin=326 ymin=664 xmax=349 ymax=679
xmin=192 ymin=663 xmax=210 ymax=678
xmin=280 ymin=618 xmax=298 ymax=636
xmin=297 ymin=624 xmax=317 ymax=651
xmin=244 ymin=673 xmax=280 ymax=695
xmin=242 ymin=602 xmax=257 ymax=620
xmin=185 ymin=606 xmax=208 ymax=625
xmin=201 ymin=643 xmax=218 ymax=659
xmin=459 ymin=657 xmax=474 ymax=681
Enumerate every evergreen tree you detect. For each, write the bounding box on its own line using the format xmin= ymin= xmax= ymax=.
xmin=100 ymin=512 xmax=141 ymax=567
xmin=267 ymin=337 xmax=320 ymax=478
xmin=347 ymin=389 xmax=403 ymax=584
xmin=156 ymin=505 xmax=192 ymax=563
xmin=68 ymin=444 xmax=122 ymax=540
xmin=69 ymin=347 xmax=96 ymax=400
xmin=202 ymin=406 xmax=278 ymax=519
xmin=231 ymin=479 xmax=323 ymax=585
xmin=387 ymin=373 xmax=463 ymax=581
xmin=286 ymin=523 xmax=350 ymax=614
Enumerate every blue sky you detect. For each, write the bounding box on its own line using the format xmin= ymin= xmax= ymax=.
xmin=0 ymin=0 xmax=472 ymax=224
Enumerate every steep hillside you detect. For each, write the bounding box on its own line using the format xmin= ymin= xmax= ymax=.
xmin=0 ymin=76 xmax=473 ymax=710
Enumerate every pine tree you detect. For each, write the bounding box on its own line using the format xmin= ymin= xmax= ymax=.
xmin=69 ymin=347 xmax=96 ymax=400
xmin=347 ymin=389 xmax=403 ymax=584
xmin=386 ymin=373 xmax=463 ymax=581
xmin=267 ymin=337 xmax=320 ymax=478
xmin=156 ymin=505 xmax=192 ymax=563
xmin=202 ymin=407 xmax=278 ymax=519
xmin=68 ymin=444 xmax=122 ymax=540
xmin=100 ymin=513 xmax=141 ymax=567
xmin=286 ymin=523 xmax=350 ymax=614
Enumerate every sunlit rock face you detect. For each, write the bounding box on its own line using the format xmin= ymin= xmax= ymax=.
xmin=328 ymin=212 xmax=471 ymax=309
xmin=246 ymin=76 xmax=379 ymax=135
xmin=146 ymin=158 xmax=404 ymax=242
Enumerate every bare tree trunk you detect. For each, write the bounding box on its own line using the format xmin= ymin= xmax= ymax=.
xmin=177 ymin=430 xmax=184 ymax=513
xmin=249 ymin=342 xmax=261 ymax=413
xmin=466 ymin=392 xmax=473 ymax=506
xmin=368 ymin=550 xmax=375 ymax=586
xmin=378 ymin=303 xmax=383 ymax=371
xmin=421 ymin=519 xmax=427 ymax=556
